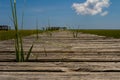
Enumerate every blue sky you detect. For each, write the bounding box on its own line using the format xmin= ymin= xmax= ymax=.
xmin=0 ymin=0 xmax=120 ymax=29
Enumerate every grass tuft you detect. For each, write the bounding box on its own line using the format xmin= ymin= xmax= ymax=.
xmin=10 ymin=0 xmax=37 ymax=62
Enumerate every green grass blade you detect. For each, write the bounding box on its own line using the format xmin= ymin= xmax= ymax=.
xmin=21 ymin=0 xmax=26 ymax=30
xmin=10 ymin=0 xmax=37 ymax=62
xmin=15 ymin=40 xmax=19 ymax=62
xmin=10 ymin=0 xmax=19 ymax=62
xmin=10 ymin=0 xmax=16 ymax=27
xmin=20 ymin=35 xmax=24 ymax=62
xmin=25 ymin=43 xmax=34 ymax=61
xmin=14 ymin=1 xmax=18 ymax=31
xmin=14 ymin=0 xmax=21 ymax=62
xmin=10 ymin=0 xmax=21 ymax=62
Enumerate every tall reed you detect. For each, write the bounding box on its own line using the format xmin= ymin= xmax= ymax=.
xmin=72 ymin=29 xmax=79 ymax=38
xmin=46 ymin=18 xmax=52 ymax=37
xmin=10 ymin=0 xmax=34 ymax=62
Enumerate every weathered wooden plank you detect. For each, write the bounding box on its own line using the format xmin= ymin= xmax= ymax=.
xmin=0 ymin=31 xmax=120 ymax=80
xmin=1 ymin=43 xmax=120 ymax=48
xmin=0 ymin=72 xmax=120 ymax=80
xmin=1 ymin=39 xmax=120 ymax=44
xmin=1 ymin=51 xmax=120 ymax=54
xmin=1 ymin=38 xmax=106 ymax=43
xmin=1 ymin=38 xmax=120 ymax=51
xmin=1 ymin=47 xmax=120 ymax=53
xmin=3 ymin=47 xmax=120 ymax=51
xmin=0 ymin=52 xmax=120 ymax=62
xmin=0 ymin=62 xmax=120 ymax=72
xmin=0 ymin=54 xmax=120 ymax=62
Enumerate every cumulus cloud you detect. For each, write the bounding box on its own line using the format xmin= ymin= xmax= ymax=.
xmin=72 ymin=0 xmax=111 ymax=16
xmin=101 ymin=11 xmax=108 ymax=16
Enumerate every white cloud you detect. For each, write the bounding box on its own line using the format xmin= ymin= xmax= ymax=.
xmin=72 ymin=0 xmax=111 ymax=16
xmin=101 ymin=11 xmax=108 ymax=16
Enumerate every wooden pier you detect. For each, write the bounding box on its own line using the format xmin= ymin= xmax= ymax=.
xmin=0 ymin=31 xmax=120 ymax=80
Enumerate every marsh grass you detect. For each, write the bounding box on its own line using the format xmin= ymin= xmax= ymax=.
xmin=72 ymin=29 xmax=79 ymax=38
xmin=70 ymin=29 xmax=120 ymax=38
xmin=0 ymin=30 xmax=39 ymax=41
xmin=45 ymin=18 xmax=53 ymax=37
xmin=10 ymin=0 xmax=35 ymax=62
xmin=77 ymin=29 xmax=120 ymax=38
xmin=21 ymin=0 xmax=26 ymax=30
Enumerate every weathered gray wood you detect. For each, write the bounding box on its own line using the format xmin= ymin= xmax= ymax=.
xmin=0 ymin=53 xmax=120 ymax=62
xmin=0 ymin=31 xmax=120 ymax=80
xmin=0 ymin=62 xmax=120 ymax=72
xmin=0 ymin=72 xmax=120 ymax=80
xmin=1 ymin=51 xmax=120 ymax=62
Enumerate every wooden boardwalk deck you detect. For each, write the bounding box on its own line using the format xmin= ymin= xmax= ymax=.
xmin=0 ymin=31 xmax=120 ymax=80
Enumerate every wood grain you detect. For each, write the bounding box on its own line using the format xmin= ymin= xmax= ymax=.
xmin=0 ymin=31 xmax=120 ymax=80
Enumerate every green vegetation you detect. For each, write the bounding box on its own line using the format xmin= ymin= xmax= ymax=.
xmin=0 ymin=30 xmax=42 ymax=41
xmin=71 ymin=30 xmax=79 ymax=38
xmin=10 ymin=0 xmax=39 ymax=62
xmin=1 ymin=29 xmax=120 ymax=41
xmin=71 ymin=29 xmax=120 ymax=38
